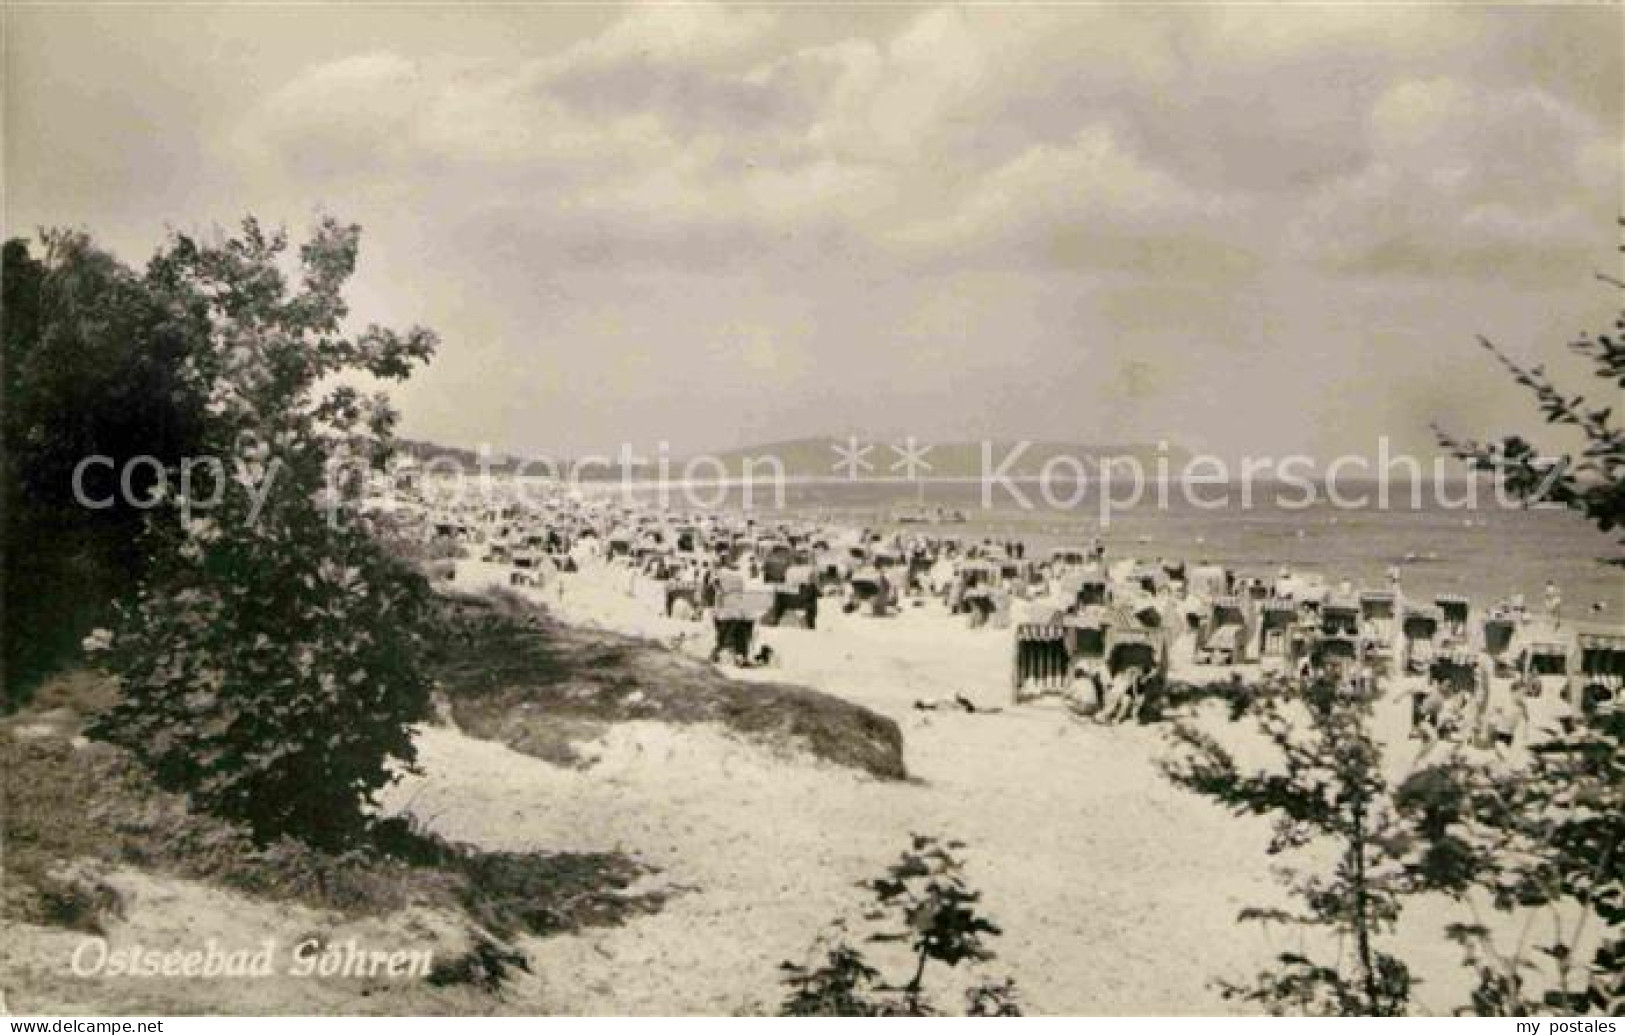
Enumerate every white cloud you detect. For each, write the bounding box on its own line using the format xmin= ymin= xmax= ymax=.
xmin=1294 ymin=77 xmax=1618 ymax=281
xmin=894 ymin=125 xmax=1243 ymax=274
xmin=232 ymin=3 xmax=1619 ymax=288
xmin=242 ymin=52 xmax=427 ymax=177
xmin=559 ymin=1 xmax=775 ymax=68
xmin=1198 ymin=5 xmax=1463 ymax=64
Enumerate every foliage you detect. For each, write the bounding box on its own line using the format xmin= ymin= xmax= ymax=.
xmin=1161 ymin=676 xmax=1414 ymax=1016
xmin=1396 ymin=710 xmax=1623 ymax=1015
xmin=779 ymin=835 xmax=1021 ymax=1016
xmin=5 ymin=702 xmax=664 ymax=985
xmin=780 ymin=944 xmax=890 ymax=1016
xmin=86 ymin=217 xmax=440 ymax=848
xmin=1144 ymin=671 xmax=1292 ymax=724
xmin=1425 ymin=223 xmax=1623 ymax=1014
xmin=964 ymin=976 xmax=1025 ymax=1016
xmin=426 ymin=933 xmax=532 ymax=993
xmin=2 ymin=233 xmax=206 ymax=705
xmin=1435 ymin=229 xmax=1624 ymax=564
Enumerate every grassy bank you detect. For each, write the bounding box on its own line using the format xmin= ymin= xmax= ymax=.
xmin=3 ymin=585 xmax=910 ymax=1011
xmin=1 ymin=667 xmax=665 ymax=998
xmin=427 ymin=589 xmax=907 ymax=780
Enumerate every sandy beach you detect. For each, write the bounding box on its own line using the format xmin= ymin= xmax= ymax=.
xmin=0 ymin=544 xmax=1591 ymax=1016
xmin=355 ymin=559 xmax=1496 ymax=1014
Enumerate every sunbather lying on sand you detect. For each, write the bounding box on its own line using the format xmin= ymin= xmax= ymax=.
xmin=912 ymin=692 xmax=1001 ymax=714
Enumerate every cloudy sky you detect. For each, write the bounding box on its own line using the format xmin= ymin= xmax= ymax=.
xmin=6 ymin=2 xmax=1621 ymax=460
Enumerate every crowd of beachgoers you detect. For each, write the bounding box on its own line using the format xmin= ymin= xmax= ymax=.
xmin=376 ymin=472 xmax=1623 ymax=756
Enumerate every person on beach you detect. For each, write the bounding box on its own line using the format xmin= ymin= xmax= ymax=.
xmin=1412 ymin=681 xmax=1446 ymax=741
xmin=1066 ymin=669 xmax=1104 ymax=716
xmin=1274 ymin=566 xmax=1293 ymax=599
xmin=1094 ymin=668 xmax=1123 ymax=721
xmin=1544 ymin=581 xmax=1562 ymax=628
xmin=1101 ymin=666 xmax=1144 ymax=724
xmin=1341 ymin=662 xmax=1376 ymax=702
xmin=1546 ymin=678 xmax=1578 ymax=734
xmin=1484 ymin=681 xmax=1528 ymax=750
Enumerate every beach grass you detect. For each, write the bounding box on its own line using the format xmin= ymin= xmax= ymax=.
xmin=428 ymin=588 xmax=907 ymax=781
xmin=1 ymin=669 xmax=666 ymax=978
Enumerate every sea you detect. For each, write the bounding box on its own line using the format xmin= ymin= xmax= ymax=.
xmin=617 ymin=478 xmax=1623 ymax=617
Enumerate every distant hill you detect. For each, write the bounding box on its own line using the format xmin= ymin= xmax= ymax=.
xmin=397 ymin=436 xmax=1188 ymax=482
xmin=702 ymin=437 xmax=1191 ymax=480
xmin=396 ymin=438 xmax=523 ymax=473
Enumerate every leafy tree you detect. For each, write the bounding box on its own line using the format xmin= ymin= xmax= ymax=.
xmin=87 ymin=217 xmax=439 ymax=848
xmin=1162 ymin=676 xmax=1414 ymax=1016
xmin=1397 ymin=709 xmax=1623 ymax=1013
xmin=3 ymin=232 xmax=206 ymax=705
xmin=1435 ymin=229 xmax=1623 ymax=564
xmin=1423 ymin=227 xmax=1623 ymax=1014
xmin=780 ymin=835 xmax=1021 ymax=1016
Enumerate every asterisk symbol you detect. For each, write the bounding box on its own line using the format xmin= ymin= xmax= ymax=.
xmin=831 ymin=436 xmax=875 ymax=480
xmin=889 ymin=437 xmax=934 ymax=480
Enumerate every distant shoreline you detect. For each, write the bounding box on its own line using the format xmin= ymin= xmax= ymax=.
xmin=460 ymin=473 xmax=1495 ymax=490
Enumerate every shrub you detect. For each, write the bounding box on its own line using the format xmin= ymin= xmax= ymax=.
xmin=780 ymin=835 xmax=1021 ymax=1016
xmin=1398 ymin=711 xmax=1623 ymax=1014
xmin=2 ymin=233 xmax=206 ymax=706
xmin=1162 ymin=676 xmax=1415 ymax=1016
xmin=4 ymin=721 xmax=664 ymax=981
xmin=87 ymin=217 xmax=440 ymax=848
xmin=1429 ymin=228 xmax=1621 ymax=1013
